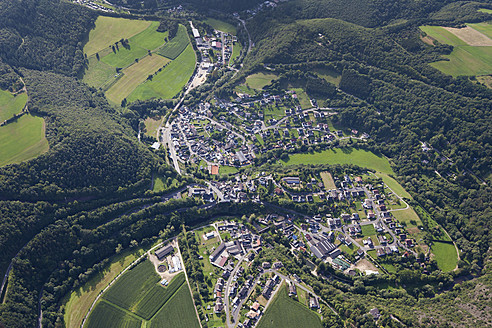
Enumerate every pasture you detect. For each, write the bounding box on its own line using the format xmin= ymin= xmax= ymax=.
xmin=84 ymin=16 xmax=151 ymax=57
xmin=205 ymin=18 xmax=237 ymax=34
xmin=144 ymin=116 xmax=162 ymax=137
xmin=391 ymin=208 xmax=422 ymax=228
xmin=281 ymin=148 xmax=394 ymax=175
xmin=150 ymin=283 xmax=200 ymax=328
xmin=420 ymin=26 xmax=468 ymax=46
xmin=157 ymin=24 xmax=190 ymax=60
xmin=102 ymin=259 xmax=160 ymax=311
xmin=468 ymin=22 xmax=492 ymax=39
xmin=313 ymin=67 xmax=341 ymax=86
xmin=320 ymin=171 xmax=336 ymax=189
xmin=257 ymin=286 xmax=322 ymax=328
xmin=0 ymin=114 xmax=49 ymax=167
xmin=82 ymin=56 xmax=116 ymax=89
xmin=0 ymin=90 xmax=27 ymax=121
xmin=245 ymin=72 xmax=278 ymax=90
xmin=64 ymin=249 xmax=144 ymax=328
xmin=85 ymin=300 xmax=142 ymax=328
xmin=479 ymin=8 xmax=492 ymax=14
xmin=432 ymin=241 xmax=458 ymax=272
xmin=128 ymin=45 xmax=196 ymax=102
xmin=105 ymin=55 xmax=170 ymax=104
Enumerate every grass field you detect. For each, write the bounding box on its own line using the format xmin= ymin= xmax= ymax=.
xmin=220 ymin=165 xmax=239 ymax=175
xmin=86 ymin=300 xmax=142 ymax=328
xmin=468 ymin=22 xmax=492 ymax=39
xmin=150 ymin=283 xmax=200 ymax=328
xmin=144 ymin=116 xmax=162 ymax=137
xmin=64 ymin=249 xmax=144 ymax=328
xmin=420 ymin=26 xmax=468 ymax=46
xmin=312 ymin=67 xmax=341 ymax=86
xmin=257 ymin=286 xmax=322 ymax=328
xmin=361 ymin=224 xmax=376 ymax=236
xmin=479 ymin=8 xmax=492 ymax=14
xmin=229 ymin=41 xmax=242 ymax=65
xmin=320 ymin=171 xmax=336 ymax=189
xmin=134 ymin=273 xmax=185 ymax=320
xmin=157 ymin=24 xmax=190 ymax=60
xmin=0 ymin=114 xmax=49 ymax=167
xmin=82 ymin=56 xmax=117 ymax=89
xmin=245 ymin=72 xmax=278 ymax=90
xmin=128 ymin=45 xmax=195 ymax=102
xmin=0 ymin=90 xmax=27 ymax=121
xmin=84 ymin=16 xmax=152 ymax=57
xmin=391 ymin=208 xmax=422 ymax=228
xmin=432 ymin=241 xmax=458 ymax=272
xmin=102 ymin=44 xmax=149 ymax=69
xmin=105 ymin=55 xmax=170 ymax=104
xmin=375 ymin=172 xmax=412 ymax=199
xmin=290 ymin=88 xmax=312 ymax=109
xmin=281 ymin=148 xmax=394 ymax=175
xmin=102 ymin=259 xmax=160 ymax=311
xmin=205 ymin=18 xmax=237 ymax=34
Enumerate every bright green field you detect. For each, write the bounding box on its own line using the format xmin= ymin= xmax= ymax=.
xmin=245 ymin=72 xmax=278 ymax=90
xmin=157 ymin=24 xmax=190 ymax=60
xmin=430 ymin=46 xmax=492 ymax=76
xmin=0 ymin=114 xmax=49 ymax=167
xmin=220 ymin=165 xmax=239 ymax=175
xmin=281 ymin=148 xmax=394 ymax=175
xmin=86 ymin=300 xmax=142 ymax=328
xmin=102 ymin=259 xmax=160 ymax=311
xmin=205 ymin=18 xmax=237 ymax=34
xmin=128 ymin=45 xmax=196 ymax=101
xmin=375 ymin=172 xmax=412 ymax=199
xmin=420 ymin=26 xmax=468 ymax=46
xmin=149 ymin=283 xmax=200 ymax=328
xmin=313 ymin=67 xmax=341 ymax=86
xmin=101 ymin=45 xmax=148 ymax=69
xmin=360 ymin=224 xmax=376 ymax=236
xmin=479 ymin=8 xmax=492 ymax=14
xmin=0 ymin=90 xmax=27 ymax=121
xmin=84 ymin=16 xmax=152 ymax=57
xmin=391 ymin=208 xmax=422 ymax=228
xmin=82 ymin=56 xmax=116 ymax=89
xmin=432 ymin=241 xmax=458 ymax=272
xmin=257 ymin=285 xmax=322 ymax=328
xmin=229 ymin=41 xmax=242 ymax=65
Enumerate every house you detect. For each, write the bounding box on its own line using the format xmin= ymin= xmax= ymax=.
xmin=282 ymin=177 xmax=300 ymax=185
xmin=288 ymin=282 xmax=297 ymax=296
xmin=309 ymin=297 xmax=319 ymax=309
xmin=262 ymin=262 xmax=271 ymax=269
xmin=155 ymin=245 xmax=174 ymax=261
xmin=369 ymin=308 xmax=380 ymax=320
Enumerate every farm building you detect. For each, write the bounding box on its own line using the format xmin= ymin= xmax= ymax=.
xmin=155 ymin=245 xmax=174 ymax=261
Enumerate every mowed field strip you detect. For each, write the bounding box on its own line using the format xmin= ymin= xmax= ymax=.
xmin=84 ymin=16 xmax=151 ymax=57
xmin=105 ymin=55 xmax=170 ymax=104
xmin=0 ymin=90 xmax=27 ymax=121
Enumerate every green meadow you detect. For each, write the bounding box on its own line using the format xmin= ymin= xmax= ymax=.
xmin=0 ymin=90 xmax=27 ymax=121
xmin=432 ymin=241 xmax=458 ymax=272
xmin=205 ymin=18 xmax=237 ymax=34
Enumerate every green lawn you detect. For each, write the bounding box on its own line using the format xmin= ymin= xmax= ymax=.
xmin=63 ymin=249 xmax=144 ymax=328
xmin=360 ymin=224 xmax=376 ymax=236
xmin=281 ymin=148 xmax=394 ymax=175
xmin=85 ymin=300 xmax=142 ymax=328
xmin=432 ymin=241 xmax=458 ymax=272
xmin=229 ymin=41 xmax=242 ymax=65
xmin=101 ymin=45 xmax=149 ymax=69
xmin=375 ymin=172 xmax=412 ymax=199
xmin=257 ymin=285 xmax=322 ymax=328
xmin=220 ymin=165 xmax=238 ymax=175
xmin=84 ymin=16 xmax=152 ymax=56
xmin=131 ymin=21 xmax=168 ymax=50
xmin=391 ymin=208 xmax=422 ymax=228
xmin=149 ymin=283 xmax=200 ymax=328
xmin=144 ymin=116 xmax=162 ymax=138
xmin=320 ymin=171 xmax=336 ymax=189
xmin=246 ymin=72 xmax=278 ymax=90
xmin=127 ymin=45 xmax=196 ymax=102
xmin=0 ymin=114 xmax=49 ymax=167
xmin=0 ymin=90 xmax=27 ymax=121
xmin=205 ymin=18 xmax=237 ymax=34
xmin=157 ymin=24 xmax=190 ymax=60
xmin=290 ymin=88 xmax=312 ymax=109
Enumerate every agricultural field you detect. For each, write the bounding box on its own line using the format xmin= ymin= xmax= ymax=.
xmin=0 ymin=114 xmax=49 ymax=167
xmin=102 ymin=259 xmax=160 ymax=311
xmin=205 ymin=18 xmax=237 ymax=34
xmin=64 ymin=249 xmax=144 ymax=328
xmin=320 ymin=171 xmax=336 ymax=189
xmin=420 ymin=24 xmax=492 ymax=77
xmin=157 ymin=24 xmax=190 ymax=60
xmin=127 ymin=45 xmax=196 ymax=102
xmin=85 ymin=301 xmax=142 ymax=328
xmin=281 ymin=148 xmax=394 ymax=175
xmin=479 ymin=8 xmax=492 ymax=14
xmin=150 ymin=283 xmax=200 ymax=328
xmin=431 ymin=241 xmax=458 ymax=272
xmin=105 ymin=55 xmax=170 ymax=104
xmin=257 ymin=286 xmax=322 ymax=328
xmin=0 ymin=90 xmax=27 ymax=121
xmin=84 ymin=16 xmax=152 ymax=57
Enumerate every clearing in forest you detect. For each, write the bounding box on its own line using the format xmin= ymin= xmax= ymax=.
xmin=205 ymin=18 xmax=237 ymax=34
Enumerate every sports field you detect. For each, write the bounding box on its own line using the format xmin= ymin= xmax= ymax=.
xmin=127 ymin=45 xmax=195 ymax=101
xmin=157 ymin=24 xmax=190 ymax=60
xmin=0 ymin=90 xmax=27 ymax=121
xmin=0 ymin=114 xmax=49 ymax=167
xmin=149 ymin=283 xmax=200 ymax=328
xmin=205 ymin=18 xmax=237 ymax=34
xmin=281 ymin=148 xmax=394 ymax=175
xmin=84 ymin=16 xmax=152 ymax=57
xmin=105 ymin=55 xmax=170 ymax=104
xmin=257 ymin=285 xmax=322 ymax=328
xmin=432 ymin=241 xmax=458 ymax=272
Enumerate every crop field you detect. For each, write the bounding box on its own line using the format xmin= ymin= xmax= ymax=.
xmin=133 ymin=273 xmax=185 ymax=319
xmin=0 ymin=90 xmax=27 ymax=121
xmin=128 ymin=45 xmax=195 ymax=102
xmin=320 ymin=171 xmax=336 ymax=189
xmin=466 ymin=22 xmax=492 ymax=39
xmin=245 ymin=72 xmax=278 ymax=90
xmin=84 ymin=16 xmax=152 ymax=57
xmin=205 ymin=18 xmax=237 ymax=34
xmin=64 ymin=249 xmax=144 ymax=328
xmin=150 ymin=283 xmax=200 ymax=328
xmin=85 ymin=300 xmax=142 ymax=328
xmin=420 ymin=26 xmax=468 ymax=46
xmin=257 ymin=286 xmax=322 ymax=328
xmin=281 ymin=148 xmax=394 ymax=175
xmin=0 ymin=114 xmax=49 ymax=167
xmin=105 ymin=55 xmax=170 ymax=104
xmin=157 ymin=24 xmax=190 ymax=60
xmin=102 ymin=259 xmax=160 ymax=311
xmin=432 ymin=241 xmax=458 ymax=272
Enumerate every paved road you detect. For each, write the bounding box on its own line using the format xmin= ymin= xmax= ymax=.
xmin=225 ymin=254 xmax=247 ymax=328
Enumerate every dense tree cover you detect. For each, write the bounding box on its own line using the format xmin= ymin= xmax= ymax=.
xmin=0 ymin=0 xmax=97 ymax=76
xmin=0 ymin=60 xmax=22 ymax=91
